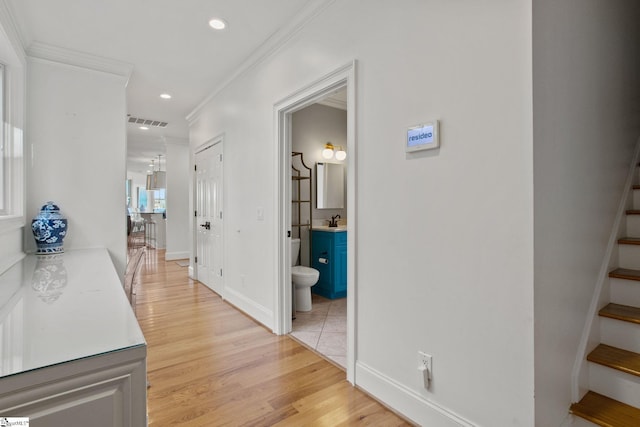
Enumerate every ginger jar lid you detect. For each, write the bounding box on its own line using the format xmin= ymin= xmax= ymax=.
xmin=37 ymin=201 xmax=63 ymax=219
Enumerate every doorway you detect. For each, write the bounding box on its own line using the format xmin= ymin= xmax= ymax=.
xmin=194 ymin=138 xmax=224 ymax=296
xmin=289 ymin=90 xmax=348 ymax=368
xmin=274 ymin=62 xmax=356 ymax=383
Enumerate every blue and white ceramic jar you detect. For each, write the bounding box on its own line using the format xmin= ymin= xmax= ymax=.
xmin=31 ymin=201 xmax=68 ymax=254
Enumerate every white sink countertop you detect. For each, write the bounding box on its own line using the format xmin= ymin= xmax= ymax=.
xmin=312 ymin=225 xmax=347 ymax=232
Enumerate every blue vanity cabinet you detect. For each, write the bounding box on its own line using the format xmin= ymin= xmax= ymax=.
xmin=312 ymin=230 xmax=347 ymax=299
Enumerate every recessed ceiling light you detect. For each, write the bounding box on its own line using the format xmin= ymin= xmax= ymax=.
xmin=208 ymin=18 xmax=227 ymax=30
xmin=160 ymin=93 xmax=172 ymax=99
xmin=140 ymin=126 xmax=149 ymax=130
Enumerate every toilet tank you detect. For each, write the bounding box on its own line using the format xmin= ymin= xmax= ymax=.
xmin=291 ymin=238 xmax=300 ymax=266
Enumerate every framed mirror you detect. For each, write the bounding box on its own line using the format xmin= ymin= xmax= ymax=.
xmin=316 ymin=163 xmax=344 ymax=209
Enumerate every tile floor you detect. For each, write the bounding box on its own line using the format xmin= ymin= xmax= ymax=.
xmin=290 ymin=294 xmax=346 ymax=368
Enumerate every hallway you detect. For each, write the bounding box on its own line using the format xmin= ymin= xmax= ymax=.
xmin=135 ymin=249 xmax=412 ymax=426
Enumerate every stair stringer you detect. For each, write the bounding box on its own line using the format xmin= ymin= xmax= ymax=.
xmin=570 ymin=139 xmax=640 ymax=402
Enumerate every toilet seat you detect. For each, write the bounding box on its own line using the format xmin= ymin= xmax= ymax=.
xmin=291 ymin=265 xmax=318 ymax=278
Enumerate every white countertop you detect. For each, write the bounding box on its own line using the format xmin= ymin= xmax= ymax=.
xmin=0 ymin=248 xmax=146 ymax=378
xmin=312 ymin=225 xmax=347 ymax=232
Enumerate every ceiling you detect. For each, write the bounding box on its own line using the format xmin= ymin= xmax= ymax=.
xmin=6 ymin=0 xmax=317 ymax=174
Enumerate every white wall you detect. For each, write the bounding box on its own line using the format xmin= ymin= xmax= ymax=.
xmin=165 ymin=141 xmax=189 ymax=260
xmin=26 ymin=57 xmax=128 ymax=278
xmin=292 ymin=103 xmax=347 ymax=266
xmin=188 ymin=1 xmax=534 ymax=425
xmin=533 ymin=1 xmax=640 ymax=425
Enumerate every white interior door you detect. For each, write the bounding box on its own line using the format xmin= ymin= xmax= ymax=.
xmin=195 ymin=142 xmax=223 ymax=295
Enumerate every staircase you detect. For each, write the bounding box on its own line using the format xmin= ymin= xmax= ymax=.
xmin=570 ymin=183 xmax=640 ymax=426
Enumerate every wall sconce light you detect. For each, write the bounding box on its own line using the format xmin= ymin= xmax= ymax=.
xmin=321 ymin=142 xmax=346 ymax=160
xmin=322 ymin=142 xmax=335 ymax=159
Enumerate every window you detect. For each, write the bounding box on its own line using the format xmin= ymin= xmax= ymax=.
xmin=0 ymin=64 xmax=5 ymax=213
xmin=153 ymin=189 xmax=166 ymax=213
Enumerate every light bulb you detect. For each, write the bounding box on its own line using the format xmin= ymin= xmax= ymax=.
xmin=322 ymin=148 xmax=334 ymax=159
xmin=322 ymin=142 xmax=334 ymax=159
xmin=335 ymin=149 xmax=346 ymax=161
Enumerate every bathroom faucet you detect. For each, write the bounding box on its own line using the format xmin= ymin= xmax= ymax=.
xmin=328 ymin=214 xmax=341 ymax=227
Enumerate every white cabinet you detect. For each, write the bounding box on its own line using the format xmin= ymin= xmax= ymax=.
xmin=0 ymin=249 xmax=147 ymax=426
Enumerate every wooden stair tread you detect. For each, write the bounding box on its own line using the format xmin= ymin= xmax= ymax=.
xmin=587 ymin=344 xmax=640 ymax=377
xmin=571 ymin=391 xmax=640 ymax=427
xmin=633 ymin=184 xmax=640 ymax=190
xmin=626 ymin=210 xmax=640 ymax=215
xmin=609 ymin=268 xmax=640 ymax=281
xmin=618 ymin=237 xmax=640 ymax=245
xmin=600 ymin=303 xmax=640 ymax=324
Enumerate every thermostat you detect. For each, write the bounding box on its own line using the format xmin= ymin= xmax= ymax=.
xmin=406 ymin=120 xmax=439 ymax=153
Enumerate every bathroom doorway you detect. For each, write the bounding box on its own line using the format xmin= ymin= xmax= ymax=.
xmin=289 ymin=90 xmax=348 ymax=368
xmin=274 ymin=62 xmax=356 ymax=383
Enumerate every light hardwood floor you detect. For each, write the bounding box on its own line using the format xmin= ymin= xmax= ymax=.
xmin=135 ymin=249 xmax=413 ymax=426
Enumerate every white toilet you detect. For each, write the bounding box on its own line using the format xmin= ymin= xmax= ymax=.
xmin=291 ymin=238 xmax=320 ymax=312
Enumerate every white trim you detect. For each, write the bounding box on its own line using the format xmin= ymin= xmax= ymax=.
xmin=0 ymin=250 xmax=23 ymax=276
xmin=317 ymin=97 xmax=347 ymax=111
xmin=0 ymin=214 xmax=21 ymax=234
xmin=0 ymin=1 xmax=26 ymax=64
xmin=273 ymin=61 xmax=356 ymax=384
xmin=355 ymin=361 xmax=476 ymax=427
xmin=0 ymin=5 xmax=26 ymax=236
xmin=571 ymin=137 xmax=640 ymax=401
xmin=27 ymin=42 xmax=133 ymax=81
xmin=224 ymin=287 xmax=274 ymax=329
xmin=165 ymin=251 xmax=190 ymax=261
xmin=186 ymin=0 xmax=336 ymax=123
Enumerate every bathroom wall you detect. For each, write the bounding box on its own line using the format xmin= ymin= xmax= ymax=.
xmin=291 ymin=103 xmax=347 ymax=266
xmin=188 ymin=1 xmax=534 ymax=425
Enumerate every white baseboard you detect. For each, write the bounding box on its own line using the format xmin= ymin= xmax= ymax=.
xmin=355 ymin=361 xmax=475 ymax=427
xmin=224 ymin=287 xmax=274 ymax=329
xmin=165 ymin=251 xmax=189 ymax=261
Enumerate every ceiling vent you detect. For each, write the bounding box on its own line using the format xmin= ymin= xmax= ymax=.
xmin=127 ymin=116 xmax=168 ymax=128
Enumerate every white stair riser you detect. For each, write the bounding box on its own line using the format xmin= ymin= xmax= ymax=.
xmin=600 ymin=317 xmax=640 ymax=353
xmin=589 ymin=362 xmax=640 ymax=408
xmin=618 ymin=244 xmax=640 ymax=269
xmin=567 ymin=416 xmax=601 ymax=427
xmin=626 ymin=214 xmax=640 ymax=236
xmin=633 ymin=189 xmax=640 ymax=210
xmin=610 ymin=278 xmax=640 ymax=306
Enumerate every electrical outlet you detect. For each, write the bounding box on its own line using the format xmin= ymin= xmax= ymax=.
xmin=418 ymin=351 xmax=432 ymax=378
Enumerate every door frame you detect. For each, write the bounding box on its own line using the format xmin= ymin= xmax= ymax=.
xmin=192 ymin=134 xmax=224 ymax=297
xmin=273 ymin=61 xmax=357 ymax=383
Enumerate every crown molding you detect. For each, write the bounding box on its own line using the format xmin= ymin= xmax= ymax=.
xmin=186 ymin=0 xmax=336 ymax=123
xmin=27 ymin=42 xmax=133 ymax=81
xmin=0 ymin=0 xmax=27 ymax=65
